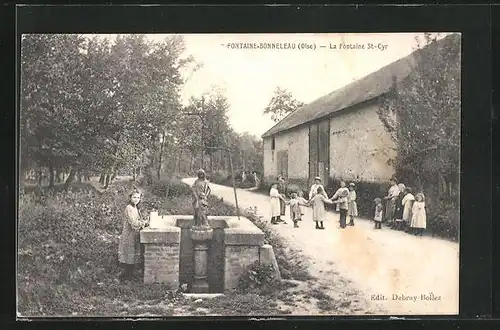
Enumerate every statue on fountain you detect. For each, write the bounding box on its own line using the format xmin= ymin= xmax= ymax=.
xmin=191 ymin=169 xmax=211 ymax=228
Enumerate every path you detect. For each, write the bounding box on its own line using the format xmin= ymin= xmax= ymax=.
xmin=183 ymin=178 xmax=459 ymax=315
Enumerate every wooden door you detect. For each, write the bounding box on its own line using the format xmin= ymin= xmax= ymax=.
xmin=318 ymin=120 xmax=330 ymax=185
xmin=309 ymin=120 xmax=330 ymax=186
xmin=308 ymin=124 xmax=318 ymax=186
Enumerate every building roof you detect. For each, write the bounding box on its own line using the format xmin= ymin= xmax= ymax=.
xmin=261 ymin=34 xmax=459 ymax=138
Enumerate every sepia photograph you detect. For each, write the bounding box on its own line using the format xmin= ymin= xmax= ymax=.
xmin=17 ymin=32 xmax=460 ymax=317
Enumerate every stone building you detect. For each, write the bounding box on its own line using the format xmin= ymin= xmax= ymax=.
xmin=261 ymin=34 xmax=457 ymax=189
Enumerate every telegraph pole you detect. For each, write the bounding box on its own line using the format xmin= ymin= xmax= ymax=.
xmin=186 ymin=95 xmax=206 ymax=171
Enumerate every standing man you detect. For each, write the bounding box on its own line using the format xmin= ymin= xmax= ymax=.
xmin=277 ymin=176 xmax=288 ymax=223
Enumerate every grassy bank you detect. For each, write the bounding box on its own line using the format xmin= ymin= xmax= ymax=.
xmin=18 ymin=176 xmax=324 ymax=317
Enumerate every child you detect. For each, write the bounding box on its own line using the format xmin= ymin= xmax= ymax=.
xmin=331 ymin=188 xmax=349 ymax=228
xmin=393 ymin=183 xmax=406 ymax=230
xmin=288 ymin=192 xmax=308 ymax=228
xmin=269 ymin=183 xmax=282 ymax=225
xmin=118 ymin=189 xmax=148 ymax=281
xmin=347 ymin=183 xmax=358 ymax=226
xmin=402 ymin=187 xmax=415 ymax=232
xmin=297 ymin=190 xmax=308 ymax=220
xmin=307 ymin=186 xmax=334 ymax=229
xmin=373 ymin=197 xmax=383 ymax=229
xmin=332 ymin=181 xmax=348 ymax=212
xmin=410 ymin=193 xmax=426 ymax=236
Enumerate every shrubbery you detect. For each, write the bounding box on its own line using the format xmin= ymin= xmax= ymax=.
xmin=208 ymin=170 xmax=257 ymax=189
xmin=237 ymin=261 xmax=277 ymax=295
xmin=151 ymin=178 xmax=192 ymax=198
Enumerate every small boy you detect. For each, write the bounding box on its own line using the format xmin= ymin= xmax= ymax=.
xmin=374 ymin=197 xmax=383 ymax=229
xmin=288 ymin=192 xmax=303 ymax=228
xmin=297 ymin=190 xmax=308 ymax=221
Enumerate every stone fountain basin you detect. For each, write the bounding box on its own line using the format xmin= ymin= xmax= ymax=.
xmin=140 ymin=214 xmax=278 ymax=291
xmin=141 ymin=215 xmax=265 ymax=246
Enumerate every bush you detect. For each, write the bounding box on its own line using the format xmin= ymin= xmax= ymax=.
xmin=151 ymin=178 xmax=191 ymax=198
xmin=237 ymin=261 xmax=277 ymax=295
xmin=427 ymin=199 xmax=459 ymax=241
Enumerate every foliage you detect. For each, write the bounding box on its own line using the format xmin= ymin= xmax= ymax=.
xmin=237 ymin=261 xmax=278 ymax=295
xmin=376 ymin=33 xmax=460 ymax=240
xmin=245 ymin=207 xmax=313 ymax=282
xmin=263 ymin=86 xmax=305 ymax=123
xmin=151 ymin=178 xmax=192 ymax=198
xmin=20 ymin=34 xmax=195 ymax=185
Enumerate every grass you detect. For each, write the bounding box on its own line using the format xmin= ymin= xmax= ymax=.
xmin=18 ymin=176 xmax=316 ymax=317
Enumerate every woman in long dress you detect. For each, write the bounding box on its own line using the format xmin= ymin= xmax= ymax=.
xmin=270 ymin=183 xmax=285 ymax=224
xmin=393 ymin=183 xmax=406 ymax=230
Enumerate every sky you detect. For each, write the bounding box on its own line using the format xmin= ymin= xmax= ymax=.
xmin=94 ymin=33 xmax=451 ymax=138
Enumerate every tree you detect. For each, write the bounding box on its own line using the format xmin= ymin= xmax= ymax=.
xmin=20 ymin=34 xmax=195 ymax=188
xmin=377 ymin=33 xmax=460 ymax=211
xmin=263 ymin=87 xmax=305 ymax=123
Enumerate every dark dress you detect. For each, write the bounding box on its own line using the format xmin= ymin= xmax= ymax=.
xmin=394 ymin=192 xmax=405 ymax=220
xmin=277 ymin=182 xmax=287 ymax=216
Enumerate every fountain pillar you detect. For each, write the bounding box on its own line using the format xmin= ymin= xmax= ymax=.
xmin=189 ymin=225 xmax=213 ymax=293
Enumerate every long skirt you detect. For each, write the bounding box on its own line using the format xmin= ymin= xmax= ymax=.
xmin=270 ymin=197 xmax=280 ymax=217
xmin=384 ymin=199 xmax=396 ymax=222
xmin=279 ymin=199 xmax=286 ymax=216
xmin=348 ymin=201 xmax=358 ymax=217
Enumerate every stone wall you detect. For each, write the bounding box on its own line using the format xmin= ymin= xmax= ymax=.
xmin=141 ymin=214 xmax=273 ymax=292
xmin=262 ymin=99 xmax=396 ymax=186
xmin=263 ymin=125 xmax=309 ymax=181
xmin=328 ymin=101 xmax=396 ymax=182
xmin=141 ymin=228 xmax=181 ymax=288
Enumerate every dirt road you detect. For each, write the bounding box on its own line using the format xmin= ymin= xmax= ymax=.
xmin=183 ymin=178 xmax=459 ymax=315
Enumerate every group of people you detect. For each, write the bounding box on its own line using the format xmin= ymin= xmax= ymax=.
xmin=379 ymin=178 xmax=427 ymax=235
xmin=269 ymin=175 xmax=427 ymax=235
xmin=269 ymin=176 xmax=358 ymax=230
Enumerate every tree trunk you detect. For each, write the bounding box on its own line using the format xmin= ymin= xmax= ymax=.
xmin=37 ymin=164 xmax=43 ymax=187
xmin=176 ymin=149 xmax=183 ymax=173
xmin=133 ymin=167 xmax=137 ymax=181
xmin=99 ymin=173 xmax=105 ymax=184
xmin=64 ymin=168 xmax=76 ymax=189
xmin=210 ymin=154 xmax=213 ymax=173
xmin=157 ymin=134 xmax=165 ymax=181
xmin=104 ymin=174 xmax=111 ymax=188
xmin=49 ymin=163 xmax=55 ymax=188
